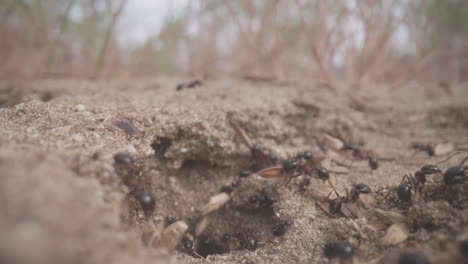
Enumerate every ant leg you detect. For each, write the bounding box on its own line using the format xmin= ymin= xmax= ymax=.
xmin=340 ymin=154 xmax=353 ymax=168
xmin=333 ymin=189 xmax=342 ymax=199
xmin=409 ymin=149 xmax=419 ymax=158
xmin=459 ymin=154 xmax=468 ymax=166
xmin=383 ymin=188 xmax=394 ymax=200
xmin=384 ymin=175 xmax=407 ymax=200
xmin=400 ymin=174 xmax=409 ymax=185
xmin=434 ymin=151 xmax=462 ymax=165
xmin=408 ymin=174 xmax=420 ymax=199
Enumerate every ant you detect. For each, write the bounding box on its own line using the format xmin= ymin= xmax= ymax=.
xmin=272 ymin=219 xmax=292 ymax=237
xmin=231 ymin=122 xmax=277 ymax=167
xmin=255 ymin=152 xmax=328 ymax=185
xmin=137 ymin=192 xmax=156 ymax=217
xmin=411 ymin=142 xmax=435 ymax=156
xmin=176 ymin=79 xmax=203 ymax=91
xmin=326 ymin=184 xmax=372 ymax=216
xmin=327 ymin=133 xmax=379 ymax=170
xmin=443 ymin=155 xmax=468 ymax=185
xmin=398 ymin=251 xmax=430 ymax=264
xmin=323 ymin=240 xmax=354 ymax=260
xmin=222 ymin=232 xmax=258 ymax=251
xmin=390 ymin=153 xmax=466 ymax=203
xmin=248 ymin=191 xmax=277 ymax=210
xmin=390 ymin=164 xmax=441 ymax=203
xmin=341 ymin=143 xmax=379 ymax=170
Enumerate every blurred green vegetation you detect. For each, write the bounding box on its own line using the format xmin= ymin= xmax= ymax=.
xmin=1 ymin=0 xmax=467 ymax=86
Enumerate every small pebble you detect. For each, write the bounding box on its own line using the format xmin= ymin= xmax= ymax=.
xmin=74 ymin=104 xmax=86 ymax=112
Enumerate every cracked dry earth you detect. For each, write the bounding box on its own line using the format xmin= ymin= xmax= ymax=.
xmin=0 ymin=78 xmax=467 ymax=264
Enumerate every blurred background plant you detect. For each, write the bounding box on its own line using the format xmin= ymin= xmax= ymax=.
xmin=1 ymin=0 xmax=467 ymax=88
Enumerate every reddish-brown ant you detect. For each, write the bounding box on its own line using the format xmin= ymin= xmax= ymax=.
xmin=342 ymin=143 xmax=379 ymax=170
xmin=255 ymin=152 xmax=328 ymax=185
xmin=137 ymin=192 xmax=156 ymax=217
xmin=231 ymin=122 xmax=277 ymax=167
xmin=411 ymin=142 xmax=435 ymax=156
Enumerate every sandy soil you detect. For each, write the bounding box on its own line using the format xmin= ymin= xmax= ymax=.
xmin=0 ymin=78 xmax=467 ymax=264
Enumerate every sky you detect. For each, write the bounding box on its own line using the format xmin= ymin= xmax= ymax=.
xmin=116 ymin=0 xmax=411 ymax=67
xmin=119 ymin=0 xmax=188 ymax=45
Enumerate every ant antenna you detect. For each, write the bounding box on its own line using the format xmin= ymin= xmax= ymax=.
xmin=435 ymin=152 xmax=463 ymax=165
xmin=459 ymin=154 xmax=468 ymax=166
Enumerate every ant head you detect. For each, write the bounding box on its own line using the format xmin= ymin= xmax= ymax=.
xmin=246 ymin=236 xmax=258 ymax=250
xmin=182 ymin=237 xmax=193 ymax=250
xmin=324 ymin=241 xmax=354 ymax=259
xmin=138 ymin=192 xmax=156 ymax=217
xmin=398 ymin=251 xmax=429 ymax=264
xmin=239 ymin=170 xmax=251 ymax=178
xmin=302 ymin=151 xmax=313 ymax=160
xmin=222 ymin=233 xmax=231 ymax=242
xmin=114 ymin=152 xmax=134 ymax=165
xmin=316 ymin=166 xmax=330 ymax=180
xmin=354 ymin=183 xmax=372 ymax=194
xmin=283 ymin=158 xmax=298 ymax=172
xmin=420 ymin=164 xmax=441 ymax=174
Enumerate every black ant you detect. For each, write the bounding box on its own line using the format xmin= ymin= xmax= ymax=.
xmin=323 ymin=240 xmax=354 ymax=260
xmin=248 ymin=191 xmax=277 ymax=210
xmin=391 ymin=164 xmax=441 ymax=203
xmin=178 ymin=236 xmax=204 ymax=258
xmin=272 ymin=219 xmax=292 ymax=236
xmin=180 ymin=236 xmax=194 ymax=253
xmin=239 ymin=170 xmax=251 ymax=178
xmin=326 ymin=184 xmax=372 ymax=216
xmin=114 ymin=152 xmax=134 ymax=165
xmin=176 ymin=79 xmax=203 ymax=91
xmin=113 ymin=152 xmax=156 ymax=217
xmin=222 ymin=232 xmax=258 ymax=251
xmin=391 ymin=153 xmax=466 ymax=202
xmin=443 ymin=155 xmax=468 ymax=185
